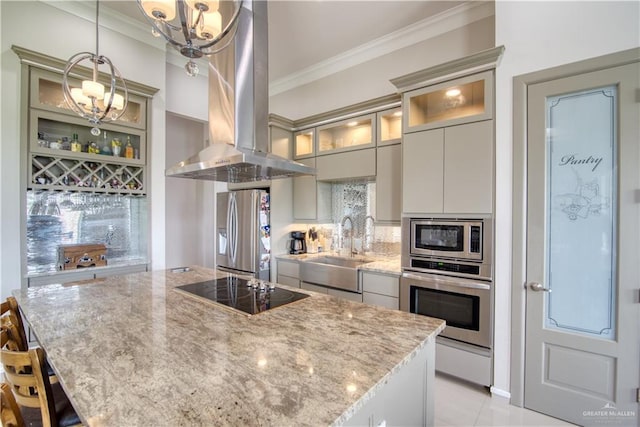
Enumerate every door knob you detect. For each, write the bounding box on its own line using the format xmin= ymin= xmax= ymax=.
xmin=529 ymin=282 xmax=551 ymax=292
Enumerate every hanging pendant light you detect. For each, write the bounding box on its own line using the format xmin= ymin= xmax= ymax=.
xmin=62 ymin=0 xmax=128 ymax=136
xmin=137 ymin=0 xmax=243 ymax=77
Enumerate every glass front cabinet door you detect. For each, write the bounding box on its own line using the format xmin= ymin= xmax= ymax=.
xmin=316 ymin=114 xmax=375 ymax=155
xmin=30 ymin=67 xmax=147 ymax=130
xmin=293 ymin=128 xmax=315 ymax=159
xmin=377 ymin=107 xmax=402 ymax=145
xmin=403 ymin=70 xmax=493 ymax=133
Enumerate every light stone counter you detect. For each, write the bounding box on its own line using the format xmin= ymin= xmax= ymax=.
xmin=14 ymin=266 xmax=443 ymax=426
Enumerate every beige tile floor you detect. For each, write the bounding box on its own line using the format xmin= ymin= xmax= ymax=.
xmin=434 ymin=373 xmax=575 ymax=427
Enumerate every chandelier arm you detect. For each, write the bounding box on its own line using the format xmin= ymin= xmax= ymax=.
xmin=196 ymin=0 xmax=244 ymax=50
xmin=100 ymin=57 xmax=128 ymax=122
xmin=200 ymin=22 xmax=239 ymax=56
xmin=135 ymin=0 xmax=244 ymax=56
xmin=62 ymin=53 xmax=95 ymax=118
xmin=176 ymin=0 xmax=193 ymax=47
xmin=113 ymin=64 xmax=129 ymax=116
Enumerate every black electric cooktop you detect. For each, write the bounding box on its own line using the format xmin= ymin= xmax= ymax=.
xmin=175 ymin=276 xmax=310 ymax=316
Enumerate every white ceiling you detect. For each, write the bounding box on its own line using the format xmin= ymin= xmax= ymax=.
xmin=101 ymin=0 xmax=467 ymax=83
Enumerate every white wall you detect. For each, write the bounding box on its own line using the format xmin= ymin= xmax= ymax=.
xmin=270 ymin=16 xmax=494 ymax=120
xmin=493 ymin=0 xmax=640 ymax=397
xmin=165 ymin=113 xmax=215 ymax=269
xmin=0 ymin=1 xmax=167 ymax=299
xmin=165 ymin=63 xmax=208 ymax=122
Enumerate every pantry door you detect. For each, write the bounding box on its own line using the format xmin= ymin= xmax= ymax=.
xmin=524 ymin=60 xmax=639 ymax=425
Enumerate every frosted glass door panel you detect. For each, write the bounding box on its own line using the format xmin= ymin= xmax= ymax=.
xmin=545 ymin=86 xmax=616 ymax=339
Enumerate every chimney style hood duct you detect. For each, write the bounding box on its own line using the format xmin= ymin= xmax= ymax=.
xmin=165 ymin=0 xmax=315 ymax=182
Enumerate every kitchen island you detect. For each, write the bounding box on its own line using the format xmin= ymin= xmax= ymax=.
xmin=13 ymin=266 xmax=444 ymax=426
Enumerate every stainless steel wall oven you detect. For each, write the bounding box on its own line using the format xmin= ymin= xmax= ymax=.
xmin=400 ymin=272 xmax=491 ymax=349
xmin=401 ymin=216 xmax=493 ymax=350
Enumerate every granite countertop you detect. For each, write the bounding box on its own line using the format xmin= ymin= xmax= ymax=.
xmin=276 ymin=253 xmax=402 ymax=276
xmin=14 ymin=266 xmax=443 ymax=426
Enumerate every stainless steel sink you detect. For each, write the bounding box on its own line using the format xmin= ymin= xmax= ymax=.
xmin=307 ymin=255 xmax=374 ymax=268
xmin=299 ymin=255 xmax=374 ymax=293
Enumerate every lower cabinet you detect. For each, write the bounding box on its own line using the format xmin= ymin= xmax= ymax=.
xmin=300 ymin=281 xmax=363 ymax=303
xmin=327 ymin=287 xmax=363 ymax=303
xmin=300 ymin=281 xmax=327 ymax=293
xmin=344 ymin=337 xmax=436 ymax=426
xmin=276 ymin=258 xmax=301 ymax=287
xmin=361 ymin=271 xmax=400 ymax=310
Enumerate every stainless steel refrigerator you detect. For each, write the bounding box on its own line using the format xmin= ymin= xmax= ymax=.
xmin=216 ymin=189 xmax=270 ymax=280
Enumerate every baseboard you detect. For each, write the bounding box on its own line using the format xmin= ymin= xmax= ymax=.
xmin=490 ymin=386 xmax=511 ymax=399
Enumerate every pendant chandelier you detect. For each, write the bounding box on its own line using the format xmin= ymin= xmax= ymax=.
xmin=62 ymin=0 xmax=128 ymax=136
xmin=137 ymin=0 xmax=243 ymax=77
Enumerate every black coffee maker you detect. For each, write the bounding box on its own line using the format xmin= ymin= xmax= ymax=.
xmin=288 ymin=231 xmax=307 ymax=254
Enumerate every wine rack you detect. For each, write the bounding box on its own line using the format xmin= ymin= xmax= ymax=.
xmin=30 ymin=154 xmax=144 ymax=195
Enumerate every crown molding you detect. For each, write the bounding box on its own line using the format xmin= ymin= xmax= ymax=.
xmin=41 ymin=0 xmax=166 ymax=52
xmin=12 ymin=45 xmax=159 ymax=97
xmin=268 ymin=1 xmax=495 ymax=96
xmin=391 ymin=45 xmax=505 ymax=92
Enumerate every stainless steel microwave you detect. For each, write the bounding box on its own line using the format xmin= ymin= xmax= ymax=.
xmin=409 ymin=218 xmax=486 ymax=260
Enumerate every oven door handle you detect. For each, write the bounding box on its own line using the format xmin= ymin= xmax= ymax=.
xmin=402 ymin=272 xmax=491 ymax=291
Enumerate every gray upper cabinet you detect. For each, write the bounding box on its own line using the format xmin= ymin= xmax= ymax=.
xmin=403 ymin=128 xmax=444 ymax=213
xmin=403 ymin=121 xmax=493 ymax=214
xmin=316 ymin=148 xmax=376 ymax=181
xmin=402 ymin=70 xmax=493 ymax=133
xmin=443 ymin=121 xmax=493 ymax=213
xmin=376 ymin=143 xmax=401 ymax=222
xmin=292 ymin=157 xmax=332 ymax=221
xmin=392 ymin=47 xmax=504 ymax=216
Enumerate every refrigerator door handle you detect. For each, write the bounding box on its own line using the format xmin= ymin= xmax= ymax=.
xmin=231 ymin=193 xmax=239 ymax=265
xmin=227 ymin=193 xmax=234 ymax=264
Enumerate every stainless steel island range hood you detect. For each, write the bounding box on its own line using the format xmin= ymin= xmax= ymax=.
xmin=165 ymin=0 xmax=315 ymax=183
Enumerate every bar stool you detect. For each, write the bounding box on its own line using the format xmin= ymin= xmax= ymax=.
xmin=1 ymin=325 xmax=81 ymax=427
xmin=1 ymin=382 xmax=25 ymax=427
xmin=1 ymin=296 xmax=58 ymax=384
xmin=0 ymin=297 xmax=27 ymax=351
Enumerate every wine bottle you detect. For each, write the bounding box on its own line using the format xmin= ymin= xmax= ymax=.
xmin=125 ymin=136 xmax=134 ymax=159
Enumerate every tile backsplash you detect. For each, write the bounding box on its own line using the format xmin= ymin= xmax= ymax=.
xmin=296 ymin=181 xmax=400 ymax=256
xmin=26 ymin=191 xmax=148 ymax=274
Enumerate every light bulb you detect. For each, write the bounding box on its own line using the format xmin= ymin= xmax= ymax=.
xmin=82 ymin=80 xmax=105 ymax=100
xmin=141 ymin=0 xmax=175 ymax=20
xmin=445 ymin=88 xmax=461 ymax=97
xmin=186 ymin=0 xmax=219 ymax=12
xmin=71 ymin=87 xmax=91 ymax=107
xmin=104 ymin=92 xmax=125 ymax=110
xmin=185 ymin=60 xmax=199 ymax=77
xmin=192 ymin=9 xmax=221 ymax=39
